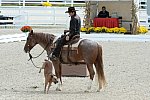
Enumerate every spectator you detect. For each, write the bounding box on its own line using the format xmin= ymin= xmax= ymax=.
xmin=98 ymin=6 xmax=109 ymax=18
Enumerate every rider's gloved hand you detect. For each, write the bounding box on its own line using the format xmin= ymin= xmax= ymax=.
xmin=66 ymin=35 xmax=69 ymax=41
xmin=61 ymin=34 xmax=65 ymax=38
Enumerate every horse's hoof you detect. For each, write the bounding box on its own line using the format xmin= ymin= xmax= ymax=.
xmin=84 ymin=90 xmax=90 ymax=93
xmin=56 ymin=88 xmax=61 ymax=91
xmin=96 ymin=90 xmax=100 ymax=92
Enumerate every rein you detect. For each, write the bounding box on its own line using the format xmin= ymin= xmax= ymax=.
xmin=28 ymin=43 xmax=50 ymax=69
xmin=30 ymin=43 xmax=50 ymax=59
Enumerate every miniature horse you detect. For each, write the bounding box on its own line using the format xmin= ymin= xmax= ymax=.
xmin=39 ymin=59 xmax=58 ymax=94
xmin=24 ymin=30 xmax=106 ymax=92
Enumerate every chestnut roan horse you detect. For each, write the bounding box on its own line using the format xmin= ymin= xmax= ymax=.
xmin=24 ymin=30 xmax=106 ymax=92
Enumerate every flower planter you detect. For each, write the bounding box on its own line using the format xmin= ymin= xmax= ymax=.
xmin=86 ymin=31 xmax=90 ymax=34
xmin=20 ymin=26 xmax=32 ymax=34
xmin=81 ymin=27 xmax=127 ymax=34
xmin=124 ymin=32 xmax=132 ymax=35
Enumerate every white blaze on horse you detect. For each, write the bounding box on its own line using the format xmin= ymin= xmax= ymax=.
xmin=24 ymin=30 xmax=106 ymax=92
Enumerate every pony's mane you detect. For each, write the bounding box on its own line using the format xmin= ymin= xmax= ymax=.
xmin=33 ymin=32 xmax=56 ymax=44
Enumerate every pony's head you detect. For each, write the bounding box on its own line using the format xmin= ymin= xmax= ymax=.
xmin=51 ymin=75 xmax=58 ymax=84
xmin=24 ymin=30 xmax=37 ymax=53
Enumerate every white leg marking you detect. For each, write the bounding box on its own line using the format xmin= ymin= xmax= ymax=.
xmin=56 ymin=78 xmax=62 ymax=91
xmin=85 ymin=79 xmax=93 ymax=92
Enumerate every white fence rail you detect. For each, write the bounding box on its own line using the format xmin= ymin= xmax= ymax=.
xmin=0 ymin=6 xmax=85 ymax=28
xmin=0 ymin=0 xmax=85 ymax=6
xmin=148 ymin=16 xmax=150 ymax=29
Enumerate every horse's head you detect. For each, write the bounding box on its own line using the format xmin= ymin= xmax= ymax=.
xmin=24 ymin=30 xmax=37 ymax=53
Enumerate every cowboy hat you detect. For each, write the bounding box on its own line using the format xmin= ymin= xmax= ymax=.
xmin=65 ymin=7 xmax=78 ymax=13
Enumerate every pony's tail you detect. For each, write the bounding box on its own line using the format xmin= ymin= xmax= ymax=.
xmin=59 ymin=63 xmax=63 ymax=85
xmin=39 ymin=61 xmax=46 ymax=73
xmin=95 ymin=44 xmax=106 ymax=90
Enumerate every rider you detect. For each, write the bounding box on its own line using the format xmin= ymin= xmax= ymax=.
xmin=50 ymin=7 xmax=81 ymax=60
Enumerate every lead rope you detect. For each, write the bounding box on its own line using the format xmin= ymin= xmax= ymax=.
xmin=28 ymin=52 xmax=41 ymax=68
xmin=28 ymin=43 xmax=50 ymax=68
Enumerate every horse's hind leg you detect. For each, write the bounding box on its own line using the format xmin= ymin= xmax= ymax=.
xmin=94 ymin=62 xmax=102 ymax=92
xmin=53 ymin=62 xmax=62 ymax=91
xmin=85 ymin=63 xmax=95 ymax=92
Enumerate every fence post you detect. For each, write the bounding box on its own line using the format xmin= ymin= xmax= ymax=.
xmin=64 ymin=0 xmax=66 ymax=5
xmin=71 ymin=0 xmax=73 ymax=7
xmin=0 ymin=0 xmax=1 ymax=6
xmin=23 ymin=0 xmax=25 ymax=7
xmin=19 ymin=0 xmax=21 ymax=6
xmin=53 ymin=7 xmax=56 ymax=25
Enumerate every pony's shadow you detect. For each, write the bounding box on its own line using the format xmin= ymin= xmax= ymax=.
xmin=16 ymin=89 xmax=98 ymax=95
xmin=10 ymin=86 xmax=99 ymax=95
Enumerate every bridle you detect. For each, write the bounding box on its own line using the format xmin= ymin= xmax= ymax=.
xmin=28 ymin=43 xmax=50 ymax=69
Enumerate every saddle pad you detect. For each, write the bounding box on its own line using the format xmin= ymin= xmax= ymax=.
xmin=52 ymin=35 xmax=84 ymax=50
xmin=62 ymin=38 xmax=84 ymax=50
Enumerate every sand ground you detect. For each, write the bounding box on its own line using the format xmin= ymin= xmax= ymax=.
xmin=0 ymin=28 xmax=150 ymax=100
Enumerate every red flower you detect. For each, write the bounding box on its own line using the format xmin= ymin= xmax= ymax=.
xmin=20 ymin=26 xmax=32 ymax=32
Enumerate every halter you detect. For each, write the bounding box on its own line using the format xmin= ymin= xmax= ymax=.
xmin=28 ymin=43 xmax=50 ymax=69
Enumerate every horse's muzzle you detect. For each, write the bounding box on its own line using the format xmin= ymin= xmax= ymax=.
xmin=24 ymin=49 xmax=29 ymax=53
xmin=24 ymin=46 xmax=30 ymax=53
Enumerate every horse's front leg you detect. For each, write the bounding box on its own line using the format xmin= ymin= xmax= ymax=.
xmin=52 ymin=61 xmax=62 ymax=91
xmin=85 ymin=63 xmax=95 ymax=92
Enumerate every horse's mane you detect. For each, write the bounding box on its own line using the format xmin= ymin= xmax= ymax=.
xmin=33 ymin=32 xmax=56 ymax=44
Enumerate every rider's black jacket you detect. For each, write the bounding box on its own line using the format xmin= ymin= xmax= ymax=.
xmin=69 ymin=14 xmax=81 ymax=36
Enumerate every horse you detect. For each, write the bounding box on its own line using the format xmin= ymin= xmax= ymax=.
xmin=24 ymin=30 xmax=106 ymax=92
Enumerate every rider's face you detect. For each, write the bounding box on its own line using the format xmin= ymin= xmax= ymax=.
xmin=102 ymin=8 xmax=106 ymax=11
xmin=69 ymin=12 xmax=74 ymax=16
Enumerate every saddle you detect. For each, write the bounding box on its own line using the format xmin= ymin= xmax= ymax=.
xmin=60 ymin=35 xmax=82 ymax=64
xmin=51 ymin=34 xmax=84 ymax=64
xmin=62 ymin=34 xmax=80 ymax=50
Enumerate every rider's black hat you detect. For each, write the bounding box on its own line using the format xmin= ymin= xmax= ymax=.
xmin=65 ymin=7 xmax=78 ymax=13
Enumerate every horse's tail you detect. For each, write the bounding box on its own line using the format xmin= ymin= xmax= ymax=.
xmin=95 ymin=44 xmax=106 ymax=90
